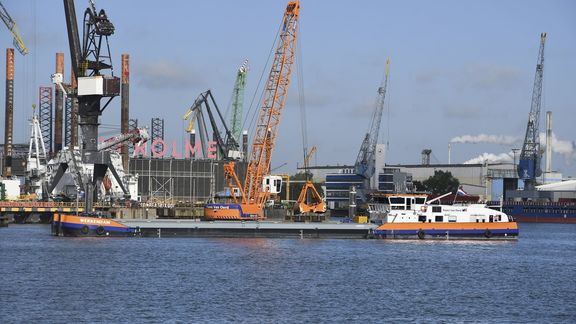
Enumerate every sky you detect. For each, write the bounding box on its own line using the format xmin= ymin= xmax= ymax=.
xmin=1 ymin=0 xmax=575 ymax=177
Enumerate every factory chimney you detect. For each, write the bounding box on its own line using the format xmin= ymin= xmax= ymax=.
xmin=54 ymin=53 xmax=64 ymax=154
xmin=545 ymin=111 xmax=552 ymax=173
xmin=3 ymin=48 xmax=14 ymax=177
xmin=121 ymin=54 xmax=130 ymax=170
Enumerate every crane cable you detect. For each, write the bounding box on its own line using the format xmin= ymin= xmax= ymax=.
xmin=243 ymin=19 xmax=283 ymax=141
xmin=296 ymin=29 xmax=308 ymax=174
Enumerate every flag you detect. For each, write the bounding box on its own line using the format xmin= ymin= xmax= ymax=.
xmin=456 ymin=186 xmax=469 ymax=196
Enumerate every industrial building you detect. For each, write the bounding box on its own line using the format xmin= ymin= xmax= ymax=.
xmin=129 ymin=158 xmax=246 ymax=204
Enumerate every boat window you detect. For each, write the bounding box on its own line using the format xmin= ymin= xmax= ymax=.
xmin=418 ymin=215 xmax=426 ymax=222
xmin=432 ymin=206 xmax=441 ymax=213
xmin=435 ymin=215 xmax=443 ymax=222
xmin=415 ymin=198 xmax=426 ymax=204
xmin=389 ymin=197 xmax=405 ymax=204
xmin=407 ymin=199 xmax=412 ymax=210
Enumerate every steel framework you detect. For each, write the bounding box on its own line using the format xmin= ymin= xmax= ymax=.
xmin=150 ymin=118 xmax=164 ymax=157
xmin=128 ymin=118 xmax=138 ymax=156
xmin=64 ymin=96 xmax=73 ymax=147
xmin=39 ymin=87 xmax=53 ymax=155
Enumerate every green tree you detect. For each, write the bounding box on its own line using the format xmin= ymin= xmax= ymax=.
xmin=421 ymin=170 xmax=460 ymax=194
xmin=412 ymin=180 xmax=426 ymax=192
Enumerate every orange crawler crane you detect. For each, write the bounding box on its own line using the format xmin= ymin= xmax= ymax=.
xmin=204 ymin=0 xmax=300 ymax=220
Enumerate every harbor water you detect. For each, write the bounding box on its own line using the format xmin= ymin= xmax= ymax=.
xmin=1 ymin=223 xmax=575 ymax=323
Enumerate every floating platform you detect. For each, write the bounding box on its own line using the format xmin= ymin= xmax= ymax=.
xmin=52 ymin=214 xmax=377 ymax=239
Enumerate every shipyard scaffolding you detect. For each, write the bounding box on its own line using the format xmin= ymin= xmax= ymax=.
xmin=39 ymin=87 xmax=53 ymax=156
xmin=128 ymin=118 xmax=138 ymax=156
xmin=150 ymin=118 xmax=164 ymax=156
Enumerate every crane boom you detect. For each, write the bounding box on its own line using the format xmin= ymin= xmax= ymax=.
xmin=230 ymin=60 xmax=248 ymax=143
xmin=0 ymin=1 xmax=28 ymax=55
xmin=518 ymin=33 xmax=546 ymax=190
xmin=182 ymin=90 xmax=240 ymax=159
xmin=98 ymin=128 xmax=149 ymax=152
xmin=242 ymin=0 xmax=299 ymax=206
xmin=355 ymin=58 xmax=390 ymax=181
xmin=204 ymin=0 xmax=300 ymax=220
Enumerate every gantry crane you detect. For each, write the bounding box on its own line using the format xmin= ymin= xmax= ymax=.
xmin=204 ymin=0 xmax=300 ymax=220
xmin=294 ymin=146 xmax=326 ymax=214
xmin=229 ymin=59 xmax=248 ymax=144
xmin=49 ymin=0 xmax=123 ymax=212
xmin=517 ymin=33 xmax=546 ymax=191
xmin=0 ymin=1 xmax=28 ymax=55
xmin=354 ymin=59 xmax=390 ymax=195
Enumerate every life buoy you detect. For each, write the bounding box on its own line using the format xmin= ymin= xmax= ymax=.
xmin=96 ymin=226 xmax=105 ymax=236
xmin=484 ymin=229 xmax=492 ymax=238
xmin=417 ymin=230 xmax=425 ymax=240
xmin=80 ymin=225 xmax=89 ymax=235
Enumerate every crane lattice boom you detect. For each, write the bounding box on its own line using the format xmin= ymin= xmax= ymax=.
xmin=0 ymin=1 xmax=28 ymax=55
xmin=230 ymin=60 xmax=248 ymax=143
xmin=354 ymin=59 xmax=390 ymax=181
xmin=236 ymin=1 xmax=299 ymax=206
xmin=518 ymin=33 xmax=546 ymax=189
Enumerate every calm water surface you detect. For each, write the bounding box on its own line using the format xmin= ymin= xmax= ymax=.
xmin=1 ymin=223 xmax=575 ymax=323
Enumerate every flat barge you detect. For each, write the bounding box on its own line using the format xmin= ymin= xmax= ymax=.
xmin=52 ymin=214 xmax=377 ymax=239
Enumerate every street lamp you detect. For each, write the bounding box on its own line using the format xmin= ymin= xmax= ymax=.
xmin=512 ymin=148 xmax=520 ymax=174
xmin=76 ymin=185 xmax=80 ymax=216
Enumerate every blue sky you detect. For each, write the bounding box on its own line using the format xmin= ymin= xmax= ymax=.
xmin=1 ymin=0 xmax=575 ymax=176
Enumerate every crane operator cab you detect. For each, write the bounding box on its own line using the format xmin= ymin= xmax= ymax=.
xmin=263 ymin=176 xmax=283 ymax=195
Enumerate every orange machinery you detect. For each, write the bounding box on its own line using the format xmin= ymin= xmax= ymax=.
xmin=204 ymin=1 xmax=300 ymax=220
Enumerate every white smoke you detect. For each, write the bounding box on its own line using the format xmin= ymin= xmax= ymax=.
xmin=541 ymin=132 xmax=576 ymax=163
xmin=461 ymin=132 xmax=576 ymax=165
xmin=464 ymin=152 xmax=513 ymax=164
xmin=450 ymin=134 xmax=520 ymax=145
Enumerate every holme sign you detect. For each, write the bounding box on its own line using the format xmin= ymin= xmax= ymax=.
xmin=99 ymin=138 xmax=219 ymax=159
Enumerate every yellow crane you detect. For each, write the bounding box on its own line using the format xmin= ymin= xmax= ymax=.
xmin=0 ymin=1 xmax=28 ymax=55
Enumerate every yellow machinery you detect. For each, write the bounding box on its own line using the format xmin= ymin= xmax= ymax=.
xmin=294 ymin=146 xmax=326 ymax=214
xmin=0 ymin=1 xmax=28 ymax=55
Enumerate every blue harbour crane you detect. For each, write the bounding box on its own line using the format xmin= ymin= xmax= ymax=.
xmin=354 ymin=59 xmax=390 ymax=191
xmin=517 ymin=33 xmax=546 ymax=191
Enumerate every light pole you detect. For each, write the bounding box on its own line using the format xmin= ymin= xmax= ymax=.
xmin=512 ymin=148 xmax=520 ymax=174
xmin=76 ymin=185 xmax=80 ymax=216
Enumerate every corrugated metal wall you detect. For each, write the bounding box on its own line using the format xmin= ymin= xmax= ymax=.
xmin=129 ymin=158 xmax=246 ymax=203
